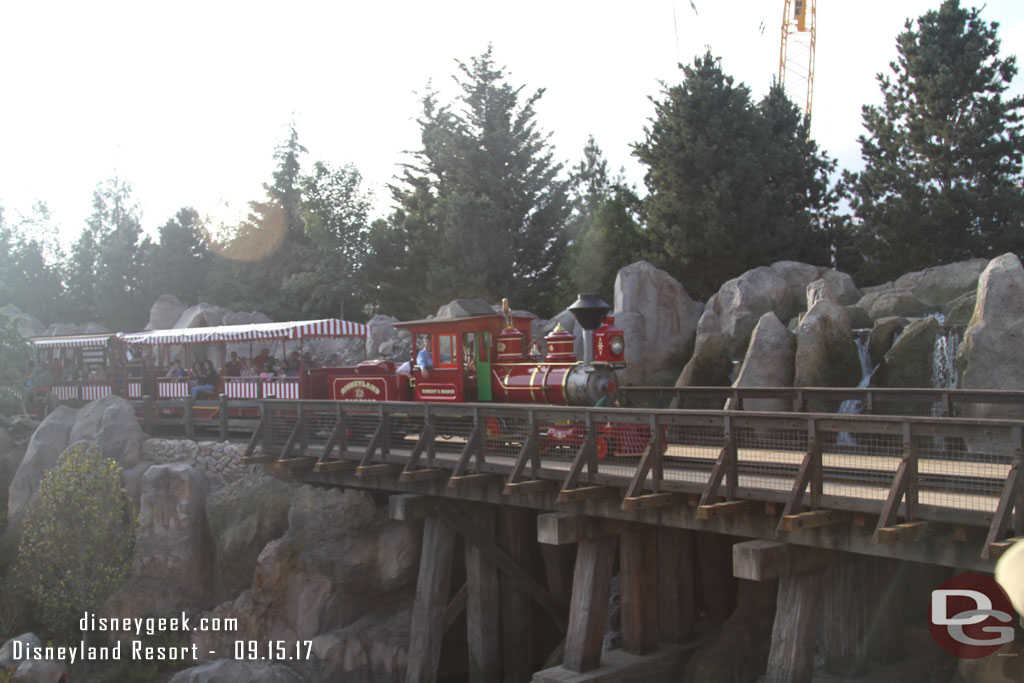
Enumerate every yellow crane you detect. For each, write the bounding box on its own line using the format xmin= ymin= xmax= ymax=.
xmin=779 ymin=0 xmax=816 ymax=127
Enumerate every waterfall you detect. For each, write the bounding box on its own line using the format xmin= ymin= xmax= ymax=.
xmin=838 ymin=331 xmax=877 ymax=446
xmin=932 ymin=328 xmax=961 ymax=391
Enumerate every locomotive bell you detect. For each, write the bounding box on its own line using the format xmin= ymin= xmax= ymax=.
xmin=568 ymin=294 xmax=610 ymax=366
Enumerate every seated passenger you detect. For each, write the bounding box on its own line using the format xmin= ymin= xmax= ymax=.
xmin=165 ymin=360 xmax=187 ymax=378
xmin=223 ymin=352 xmax=241 ymax=377
xmin=191 ymin=360 xmax=218 ymax=400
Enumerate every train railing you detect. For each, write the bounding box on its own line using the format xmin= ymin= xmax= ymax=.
xmin=241 ymin=399 xmax=1024 ymax=561
xmin=50 ymin=381 xmax=114 ymax=402
xmin=619 ymin=385 xmax=1024 ymax=419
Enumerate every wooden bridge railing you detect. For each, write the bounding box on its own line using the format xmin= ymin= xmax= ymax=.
xmin=222 ymin=398 xmax=1024 ymax=561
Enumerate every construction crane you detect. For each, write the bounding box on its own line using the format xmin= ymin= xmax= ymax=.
xmin=779 ymin=0 xmax=816 ymax=128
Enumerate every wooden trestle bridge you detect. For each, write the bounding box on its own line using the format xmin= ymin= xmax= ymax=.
xmin=139 ymin=386 xmax=1024 ymax=682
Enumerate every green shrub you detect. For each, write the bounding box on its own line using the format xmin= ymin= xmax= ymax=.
xmin=15 ymin=442 xmax=135 ymax=638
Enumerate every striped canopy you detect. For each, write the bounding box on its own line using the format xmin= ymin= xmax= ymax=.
xmin=119 ymin=319 xmax=367 ymax=345
xmin=30 ymin=334 xmax=117 ymax=349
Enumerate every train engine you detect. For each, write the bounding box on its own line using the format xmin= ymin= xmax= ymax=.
xmin=318 ymin=294 xmax=625 ymax=407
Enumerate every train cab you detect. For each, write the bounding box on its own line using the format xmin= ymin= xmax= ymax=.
xmin=393 ymin=308 xmax=534 ymax=403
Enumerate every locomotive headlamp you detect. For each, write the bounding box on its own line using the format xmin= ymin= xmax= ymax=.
xmin=610 ymin=336 xmax=624 ymax=355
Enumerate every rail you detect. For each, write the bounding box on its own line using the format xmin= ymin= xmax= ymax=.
xmin=619 ymin=385 xmax=1024 ymax=418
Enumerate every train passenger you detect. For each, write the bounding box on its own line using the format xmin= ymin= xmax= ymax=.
xmin=302 ymin=351 xmax=319 ymax=368
xmin=223 ymin=352 xmax=241 ymax=377
xmin=191 ymin=360 xmax=218 ymax=400
xmin=165 ymin=360 xmax=187 ymax=378
xmin=328 ymin=353 xmax=341 ymax=367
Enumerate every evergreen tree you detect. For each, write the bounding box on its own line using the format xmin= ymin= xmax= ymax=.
xmin=634 ymin=53 xmax=836 ymax=301
xmin=89 ymin=177 xmax=147 ymax=330
xmin=848 ymin=0 xmax=1024 ymax=282
xmin=557 ymin=137 xmax=646 ymax=302
xmin=1 ymin=203 xmax=65 ymax=323
xmin=206 ymin=124 xmax=310 ymax=318
xmin=380 ymin=46 xmax=571 ymax=316
xmin=141 ymin=207 xmax=212 ymax=306
xmin=280 ymin=161 xmax=373 ymax=319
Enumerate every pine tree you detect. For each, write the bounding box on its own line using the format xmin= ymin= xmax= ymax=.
xmin=634 ymin=53 xmax=836 ymax=301
xmin=381 ymin=46 xmax=571 ymax=316
xmin=848 ymin=0 xmax=1024 ymax=282
xmin=141 ymin=207 xmax=212 ymax=306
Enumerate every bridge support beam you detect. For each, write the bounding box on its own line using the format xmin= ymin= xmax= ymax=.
xmin=501 ymin=507 xmax=536 ymax=683
xmin=734 ymin=540 xmax=835 ymax=683
xmin=466 ymin=506 xmax=501 ymax=683
xmin=657 ymin=528 xmax=695 ymax=643
xmin=405 ymin=513 xmax=457 ymax=683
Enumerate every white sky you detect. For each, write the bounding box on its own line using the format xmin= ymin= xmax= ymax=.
xmin=1 ymin=0 xmax=1023 ymax=249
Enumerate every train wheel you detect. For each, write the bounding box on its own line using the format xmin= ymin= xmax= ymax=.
xmin=596 ymin=435 xmax=615 ymax=460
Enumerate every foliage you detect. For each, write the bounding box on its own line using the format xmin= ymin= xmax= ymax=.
xmin=14 ymin=442 xmax=135 ymax=639
xmin=557 ymin=136 xmax=647 ymax=303
xmin=139 ymin=207 xmax=212 ymax=306
xmin=375 ymin=46 xmax=571 ymax=316
xmin=0 ymin=205 xmax=65 ymax=324
xmin=0 ymin=315 xmax=32 ymax=416
xmin=634 ymin=53 xmax=838 ymax=301
xmin=846 ymin=0 xmax=1024 ymax=283
xmin=280 ymin=161 xmax=373 ymax=319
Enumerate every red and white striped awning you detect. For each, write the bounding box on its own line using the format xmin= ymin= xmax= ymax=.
xmin=30 ymin=334 xmax=116 ymax=349
xmin=120 ymin=319 xmax=367 ymax=346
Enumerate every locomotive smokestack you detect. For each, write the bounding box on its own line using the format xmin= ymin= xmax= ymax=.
xmin=568 ymin=294 xmax=610 ymax=365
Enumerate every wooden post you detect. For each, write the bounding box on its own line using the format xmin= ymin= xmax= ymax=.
xmin=765 ymin=569 xmax=824 ymax=683
xmin=465 ymin=505 xmax=500 ymax=683
xmin=500 ymin=507 xmax=534 ymax=683
xmin=697 ymin=532 xmax=736 ymax=626
xmin=540 ymin=544 xmax=576 ymax=617
xmin=219 ymin=394 xmax=229 ymax=440
xmin=823 ymin=554 xmax=904 ymax=677
xmin=406 ymin=516 xmax=457 ymax=683
xmin=563 ymin=534 xmax=617 ymax=673
xmin=620 ymin=526 xmax=658 ymax=655
xmin=657 ymin=528 xmax=695 ymax=643
xmin=184 ymin=396 xmax=195 ymax=439
xmin=142 ymin=395 xmax=153 ymax=434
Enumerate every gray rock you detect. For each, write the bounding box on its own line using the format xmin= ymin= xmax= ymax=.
xmin=206 ymin=474 xmax=297 ymax=602
xmin=893 ymin=259 xmax=989 ymax=307
xmin=221 ymin=311 xmax=273 ymax=327
xmin=879 ymin=318 xmax=941 ymax=388
xmin=944 ymin=292 xmax=977 ymax=325
xmin=794 ymin=300 xmax=861 ymax=388
xmin=11 ymin=659 xmax=68 ymax=683
xmin=712 ymin=267 xmax=796 ymax=357
xmin=0 ymin=306 xmax=46 ymax=338
xmin=770 ymin=261 xmax=823 ymax=311
xmin=310 ymin=604 xmax=412 ymax=682
xmin=844 ymin=305 xmax=874 ymax=330
xmin=957 ymin=254 xmax=1024 ymax=425
xmin=613 ymin=261 xmax=703 ymax=385
xmin=364 ymin=314 xmax=400 ymax=360
xmin=733 ymin=313 xmax=795 ymax=411
xmin=868 ymin=317 xmax=909 ymax=367
xmin=174 ymin=303 xmax=230 ymax=329
xmin=820 ymin=269 xmax=861 ymax=305
xmin=435 ymin=298 xmax=495 ymax=319
xmin=0 ymin=428 xmax=24 ymax=514
xmin=856 ymin=289 xmax=930 ymax=319
xmin=806 ymin=278 xmax=838 ymax=308
xmin=676 ymin=313 xmax=734 ymax=388
xmin=0 ymin=633 xmax=42 ymax=671
xmin=168 ymin=660 xmax=303 ymax=683
xmin=6 ymin=406 xmax=78 ymax=522
xmin=68 ymin=395 xmax=144 ymax=468
xmin=191 ymin=487 xmax=420 ymax=659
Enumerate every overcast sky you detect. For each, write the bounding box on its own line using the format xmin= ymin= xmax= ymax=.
xmin=2 ymin=0 xmax=1022 ymax=249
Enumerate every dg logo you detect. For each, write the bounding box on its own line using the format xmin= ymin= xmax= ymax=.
xmin=930 ymin=573 xmax=1015 ymax=658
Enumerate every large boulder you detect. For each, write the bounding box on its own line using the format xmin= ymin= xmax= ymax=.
xmin=613 ymin=261 xmax=703 ymax=385
xmin=676 ymin=312 xmax=734 ymax=388
xmin=68 ymin=395 xmax=144 ymax=468
xmin=435 ymin=298 xmax=495 ymax=319
xmin=221 ymin=311 xmax=273 ymax=327
xmin=893 ymin=258 xmax=989 ymax=307
xmin=878 ymin=317 xmax=941 ymax=388
xmin=708 ymin=267 xmax=796 ymax=358
xmin=820 ymin=269 xmax=861 ymax=305
xmin=0 ymin=428 xmax=24 ymax=515
xmin=867 ymin=317 xmax=909 ymax=367
xmin=10 ymin=659 xmax=68 ymax=683
xmin=945 ymin=292 xmax=977 ymax=325
xmin=732 ymin=313 xmax=795 ymax=411
xmin=363 ymin=314 xmax=408 ymax=362
xmin=148 ymin=294 xmax=187 ymax=330
xmin=106 ymin=464 xmax=214 ymax=616
xmin=0 ymin=633 xmax=41 ymax=671
xmin=174 ymin=303 xmax=230 ymax=330
xmin=856 ymin=289 xmax=930 ymax=320
xmin=206 ymin=473 xmax=298 ymax=602
xmin=6 ymin=406 xmax=78 ymax=522
xmin=794 ymin=300 xmax=861 ymax=388
xmin=957 ymin=254 xmax=1024 ymax=422
xmin=310 ymin=605 xmax=412 ymax=682
xmin=0 ymin=305 xmax=45 ymax=338
xmin=806 ymin=278 xmax=838 ymax=308
xmin=191 ymin=488 xmax=420 ymax=665
xmin=769 ymin=261 xmax=822 ymax=311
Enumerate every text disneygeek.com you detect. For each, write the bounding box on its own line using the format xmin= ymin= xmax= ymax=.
xmin=10 ymin=611 xmax=313 ymax=664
